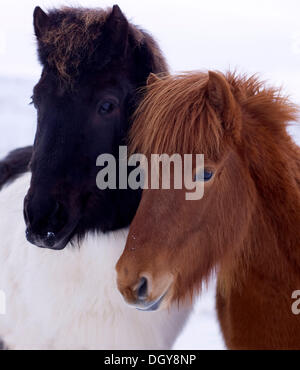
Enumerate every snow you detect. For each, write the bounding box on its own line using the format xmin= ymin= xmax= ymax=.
xmin=0 ymin=0 xmax=300 ymax=350
xmin=0 ymin=77 xmax=36 ymax=158
xmin=174 ymin=280 xmax=226 ymax=350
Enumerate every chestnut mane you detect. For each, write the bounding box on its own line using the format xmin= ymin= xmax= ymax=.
xmin=130 ymin=72 xmax=298 ymax=161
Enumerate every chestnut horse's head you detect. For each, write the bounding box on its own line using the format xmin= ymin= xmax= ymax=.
xmin=116 ymin=71 xmax=298 ymax=311
xmin=24 ymin=5 xmax=168 ymax=250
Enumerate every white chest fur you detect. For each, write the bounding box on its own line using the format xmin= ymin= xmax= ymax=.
xmin=0 ymin=174 xmax=191 ymax=350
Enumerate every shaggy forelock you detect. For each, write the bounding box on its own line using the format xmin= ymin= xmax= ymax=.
xmin=37 ymin=7 xmax=110 ymax=84
xmin=35 ymin=6 xmax=168 ymax=89
xmin=130 ymin=73 xmax=224 ymax=160
xmin=129 ymin=72 xmax=298 ymax=160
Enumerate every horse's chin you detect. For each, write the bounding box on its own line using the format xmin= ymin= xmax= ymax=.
xmin=26 ymin=220 xmax=79 ymax=251
xmin=35 ymin=237 xmax=70 ymax=251
xmin=132 ymin=284 xmax=174 ymax=312
xmin=136 ymin=290 xmax=170 ymax=312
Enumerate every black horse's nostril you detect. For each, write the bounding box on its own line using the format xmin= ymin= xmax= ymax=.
xmin=24 ymin=197 xmax=32 ymax=225
xmin=137 ymin=277 xmax=148 ymax=301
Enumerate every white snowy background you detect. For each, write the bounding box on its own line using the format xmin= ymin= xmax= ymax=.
xmin=0 ymin=0 xmax=300 ymax=350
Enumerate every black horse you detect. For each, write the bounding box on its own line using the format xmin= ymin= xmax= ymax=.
xmin=1 ymin=5 xmax=168 ymax=250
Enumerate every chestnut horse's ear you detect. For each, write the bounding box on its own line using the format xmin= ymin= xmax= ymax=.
xmin=147 ymin=73 xmax=161 ymax=85
xmin=33 ymin=7 xmax=50 ymax=39
xmin=207 ymin=71 xmax=241 ymax=137
xmin=103 ymin=5 xmax=129 ymax=58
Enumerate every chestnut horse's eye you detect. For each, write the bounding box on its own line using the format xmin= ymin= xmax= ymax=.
xmin=98 ymin=101 xmax=116 ymax=115
xmin=195 ymin=169 xmax=214 ymax=182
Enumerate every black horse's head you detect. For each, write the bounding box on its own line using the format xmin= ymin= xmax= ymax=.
xmin=24 ymin=5 xmax=168 ymax=250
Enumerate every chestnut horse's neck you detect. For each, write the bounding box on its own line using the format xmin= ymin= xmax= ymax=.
xmin=223 ymin=135 xmax=300 ymax=291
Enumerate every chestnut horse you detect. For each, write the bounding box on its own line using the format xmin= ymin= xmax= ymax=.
xmin=116 ymin=71 xmax=300 ymax=349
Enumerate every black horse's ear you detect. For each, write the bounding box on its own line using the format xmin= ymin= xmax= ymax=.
xmin=103 ymin=5 xmax=129 ymax=58
xmin=33 ymin=7 xmax=49 ymax=39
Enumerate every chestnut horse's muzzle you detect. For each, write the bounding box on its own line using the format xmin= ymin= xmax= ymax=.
xmin=117 ymin=273 xmax=173 ymax=312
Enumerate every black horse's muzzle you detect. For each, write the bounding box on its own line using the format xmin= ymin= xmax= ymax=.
xmin=24 ymin=194 xmax=79 ymax=250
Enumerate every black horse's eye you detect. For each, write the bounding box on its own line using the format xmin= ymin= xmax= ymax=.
xmin=195 ymin=169 xmax=214 ymax=182
xmin=98 ymin=101 xmax=116 ymax=115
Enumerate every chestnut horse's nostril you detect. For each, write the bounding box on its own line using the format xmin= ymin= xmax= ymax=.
xmin=136 ymin=277 xmax=148 ymax=301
